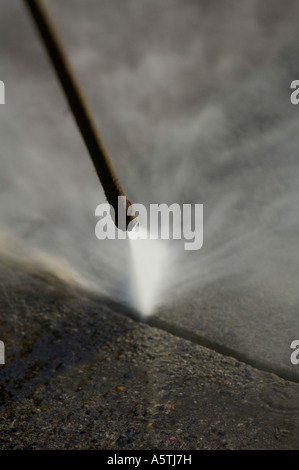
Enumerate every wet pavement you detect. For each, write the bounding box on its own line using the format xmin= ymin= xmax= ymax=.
xmin=0 ymin=255 xmax=299 ymax=449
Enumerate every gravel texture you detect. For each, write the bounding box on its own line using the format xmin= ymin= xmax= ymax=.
xmin=0 ymin=257 xmax=298 ymax=450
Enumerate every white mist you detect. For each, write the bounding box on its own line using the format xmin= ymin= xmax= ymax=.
xmin=128 ymin=226 xmax=172 ymax=318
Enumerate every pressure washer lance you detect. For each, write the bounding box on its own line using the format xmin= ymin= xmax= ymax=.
xmin=24 ymin=0 xmax=136 ymax=231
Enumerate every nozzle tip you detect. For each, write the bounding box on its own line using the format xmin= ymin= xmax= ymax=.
xmin=109 ymin=195 xmax=137 ymax=231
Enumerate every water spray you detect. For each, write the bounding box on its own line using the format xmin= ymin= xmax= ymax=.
xmin=23 ymin=0 xmax=172 ymax=317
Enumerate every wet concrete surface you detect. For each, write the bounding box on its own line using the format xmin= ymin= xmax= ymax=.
xmin=0 ymin=256 xmax=299 ymax=449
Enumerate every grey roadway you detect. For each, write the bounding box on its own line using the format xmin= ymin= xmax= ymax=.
xmin=0 ymin=253 xmax=299 ymax=449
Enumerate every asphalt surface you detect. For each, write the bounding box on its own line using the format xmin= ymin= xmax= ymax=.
xmin=0 ymin=255 xmax=299 ymax=449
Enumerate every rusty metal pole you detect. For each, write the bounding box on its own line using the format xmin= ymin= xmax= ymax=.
xmin=23 ymin=0 xmax=136 ymax=230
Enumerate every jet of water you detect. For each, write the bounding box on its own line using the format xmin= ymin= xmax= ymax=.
xmin=128 ymin=226 xmax=173 ymax=317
